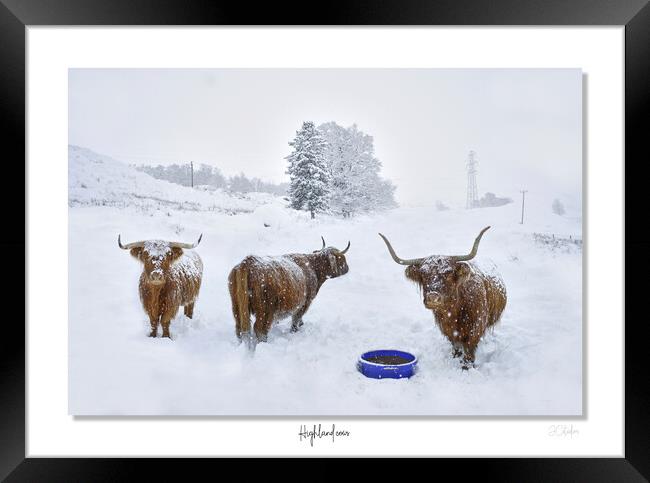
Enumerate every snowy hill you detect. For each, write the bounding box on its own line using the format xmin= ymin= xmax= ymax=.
xmin=68 ymin=146 xmax=582 ymax=416
xmin=68 ymin=145 xmax=280 ymax=214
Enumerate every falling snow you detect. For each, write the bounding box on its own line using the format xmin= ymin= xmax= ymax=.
xmin=69 ymin=146 xmax=582 ymax=415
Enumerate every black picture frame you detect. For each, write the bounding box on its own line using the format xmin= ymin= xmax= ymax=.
xmin=3 ymin=0 xmax=647 ymax=479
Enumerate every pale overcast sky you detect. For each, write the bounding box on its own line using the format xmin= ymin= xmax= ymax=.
xmin=69 ymin=68 xmax=582 ymax=206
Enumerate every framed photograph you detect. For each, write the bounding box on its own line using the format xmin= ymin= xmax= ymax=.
xmin=6 ymin=0 xmax=647 ymax=478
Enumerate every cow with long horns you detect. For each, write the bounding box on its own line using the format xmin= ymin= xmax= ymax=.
xmin=118 ymin=234 xmax=203 ymax=339
xmin=228 ymin=237 xmax=350 ymax=344
xmin=379 ymin=227 xmax=506 ymax=368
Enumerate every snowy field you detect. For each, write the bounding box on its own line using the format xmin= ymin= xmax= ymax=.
xmin=69 ymin=148 xmax=582 ymax=415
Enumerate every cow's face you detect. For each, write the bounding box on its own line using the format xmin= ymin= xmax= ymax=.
xmin=324 ymin=248 xmax=349 ymax=278
xmin=130 ymin=241 xmax=183 ymax=286
xmin=407 ymin=258 xmax=472 ymax=311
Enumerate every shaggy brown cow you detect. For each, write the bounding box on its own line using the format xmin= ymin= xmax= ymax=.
xmin=228 ymin=237 xmax=350 ymax=344
xmin=379 ymin=227 xmax=506 ymax=368
xmin=118 ymin=234 xmax=203 ymax=339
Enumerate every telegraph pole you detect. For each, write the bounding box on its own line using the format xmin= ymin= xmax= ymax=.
xmin=190 ymin=162 xmax=194 ymax=187
xmin=466 ymin=151 xmax=479 ymax=209
xmin=520 ymin=189 xmax=527 ymax=224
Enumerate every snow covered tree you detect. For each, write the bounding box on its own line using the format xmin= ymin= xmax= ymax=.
xmin=229 ymin=172 xmax=255 ymax=193
xmin=138 ymin=162 xmax=286 ymax=194
xmin=479 ymin=192 xmax=513 ymax=208
xmin=436 ymin=200 xmax=450 ymax=211
xmin=210 ymin=166 xmax=227 ymax=188
xmin=194 ymin=164 xmax=226 ymax=188
xmin=137 ymin=163 xmax=190 ymax=185
xmin=552 ymin=198 xmax=566 ymax=216
xmin=286 ymin=121 xmax=330 ymax=218
xmin=319 ymin=122 xmax=396 ymax=217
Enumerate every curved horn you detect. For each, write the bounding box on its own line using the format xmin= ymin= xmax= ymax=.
xmin=169 ymin=233 xmax=202 ymax=249
xmin=320 ymin=236 xmax=326 ymax=250
xmin=339 ymin=241 xmax=351 ymax=255
xmin=378 ymin=233 xmax=425 ymax=266
xmin=449 ymin=226 xmax=490 ymax=262
xmin=118 ymin=234 xmax=145 ymax=250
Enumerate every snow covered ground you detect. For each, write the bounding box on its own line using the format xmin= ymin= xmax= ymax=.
xmin=68 ymin=147 xmax=582 ymax=415
xmin=68 ymin=145 xmax=277 ymax=214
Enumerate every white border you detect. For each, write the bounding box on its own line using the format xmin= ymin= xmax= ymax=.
xmin=27 ymin=27 xmax=623 ymax=457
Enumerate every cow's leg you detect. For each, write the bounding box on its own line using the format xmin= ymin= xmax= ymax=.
xmin=160 ymin=318 xmax=172 ymax=339
xmin=234 ymin=312 xmax=243 ymax=341
xmin=232 ymin=302 xmax=247 ymax=342
xmin=461 ymin=344 xmax=476 ymax=370
xmin=452 ymin=344 xmax=463 ymax=358
xmin=449 ymin=334 xmax=463 ymax=358
xmin=160 ymin=308 xmax=178 ymax=339
xmin=183 ymin=302 xmax=194 ymax=319
xmin=254 ymin=313 xmax=269 ymax=343
xmin=264 ymin=317 xmax=275 ymax=339
xmin=290 ymin=315 xmax=304 ymax=333
xmin=161 ymin=318 xmax=172 ymax=339
xmin=290 ymin=301 xmax=311 ymax=333
xmin=148 ymin=315 xmax=159 ymax=338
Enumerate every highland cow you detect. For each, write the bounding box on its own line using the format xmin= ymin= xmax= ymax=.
xmin=228 ymin=237 xmax=350 ymax=344
xmin=118 ymin=234 xmax=203 ymax=339
xmin=379 ymin=227 xmax=506 ymax=368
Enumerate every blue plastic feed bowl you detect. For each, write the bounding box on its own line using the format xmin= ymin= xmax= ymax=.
xmin=358 ymin=350 xmax=418 ymax=379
